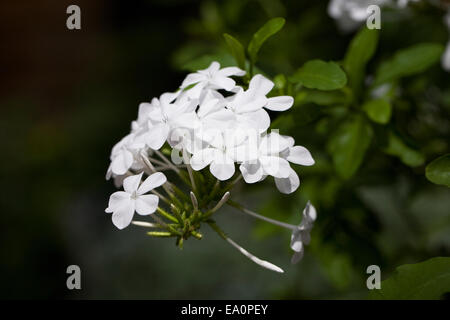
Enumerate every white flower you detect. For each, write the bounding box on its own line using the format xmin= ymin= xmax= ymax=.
xmin=193 ymin=92 xmax=236 ymax=144
xmin=290 ymin=201 xmax=317 ymax=264
xmin=181 ymin=61 xmax=245 ymax=99
xmin=106 ymin=133 xmax=145 ymax=178
xmin=105 ymin=172 xmax=167 ymax=229
xmin=190 ymin=130 xmax=248 ymax=181
xmin=141 ymin=92 xmax=198 ymax=150
xmin=239 ymin=132 xmax=293 ymax=183
xmin=239 ymin=132 xmax=314 ymax=193
xmin=227 ymin=74 xmax=293 ymax=133
xmin=275 ymin=140 xmax=315 ymax=194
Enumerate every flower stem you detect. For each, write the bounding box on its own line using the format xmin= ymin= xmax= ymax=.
xmin=155 ymin=207 xmax=179 ymax=224
xmin=154 ymin=150 xmax=180 ymax=174
xmin=223 ymin=174 xmax=242 ymax=192
xmin=183 ymin=150 xmax=197 ymax=194
xmin=151 ymin=190 xmax=170 ymax=205
xmin=207 ymin=220 xmax=284 ymax=273
xmin=227 ymin=200 xmax=297 ymax=231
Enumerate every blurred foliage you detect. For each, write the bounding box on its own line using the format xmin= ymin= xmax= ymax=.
xmin=1 ymin=0 xmax=449 ymax=299
xmin=369 ymin=257 xmax=450 ymax=299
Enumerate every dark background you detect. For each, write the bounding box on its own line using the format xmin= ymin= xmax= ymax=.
xmin=1 ymin=0 xmax=449 ymax=299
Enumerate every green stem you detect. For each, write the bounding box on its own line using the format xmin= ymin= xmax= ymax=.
xmin=156 ymin=207 xmax=179 ymax=224
xmin=147 ymin=231 xmax=173 ymax=237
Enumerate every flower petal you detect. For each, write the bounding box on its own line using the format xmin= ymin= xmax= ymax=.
xmin=249 ymin=74 xmax=274 ymax=96
xmin=111 ymin=151 xmax=133 ymax=175
xmin=173 ymin=112 xmax=199 ymax=129
xmin=123 ymin=172 xmax=143 ymax=193
xmin=111 ymin=201 xmax=135 ymax=230
xmin=181 ymin=73 xmax=205 ymax=88
xmin=210 ymin=158 xmax=235 ymax=181
xmin=266 ymin=96 xmax=294 ymax=111
xmin=286 ymin=146 xmax=315 ymax=166
xmin=274 ymin=167 xmax=300 ymax=194
xmin=291 ymin=250 xmax=304 ymax=264
xmin=190 ymin=148 xmax=216 ymax=171
xmin=219 ymin=66 xmax=246 ymax=77
xmin=212 ymin=75 xmax=235 ymax=91
xmin=105 ymin=191 xmax=130 ymax=213
xmin=146 ymin=123 xmax=169 ymax=150
xmin=290 ymin=230 xmax=303 ymax=252
xmin=260 ymin=156 xmax=291 ymax=178
xmin=138 ymin=172 xmax=167 ymax=194
xmin=226 ymin=237 xmax=284 ymax=273
xmin=135 ymin=194 xmax=159 ymax=215
xmin=204 ymin=61 xmax=220 ymax=73
xmin=239 ymin=162 xmax=264 ymax=183
xmin=260 ymin=132 xmax=293 ymax=155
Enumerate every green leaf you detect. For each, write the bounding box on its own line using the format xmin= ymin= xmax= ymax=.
xmin=426 ymin=154 xmax=450 ymax=187
xmin=373 ymin=43 xmax=444 ymax=85
xmin=223 ymin=33 xmax=246 ymax=70
xmin=298 ymin=89 xmax=348 ymax=106
xmin=248 ymin=17 xmax=285 ymax=63
xmin=344 ymin=28 xmax=379 ymax=92
xmin=362 ymin=99 xmax=392 ymax=124
xmin=369 ymin=257 xmax=450 ymax=300
xmin=383 ymin=131 xmax=425 ymax=167
xmin=291 ymin=60 xmax=347 ymax=91
xmin=327 ymin=115 xmax=373 ymax=179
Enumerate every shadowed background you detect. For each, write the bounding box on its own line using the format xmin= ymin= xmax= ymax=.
xmin=1 ymin=0 xmax=449 ymax=299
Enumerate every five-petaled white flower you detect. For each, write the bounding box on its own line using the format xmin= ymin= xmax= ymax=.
xmin=227 ymin=74 xmax=293 ymax=133
xmin=141 ymin=92 xmax=198 ymax=150
xmin=190 ymin=130 xmax=248 ymax=181
xmin=180 ymin=61 xmax=246 ymax=99
xmin=106 ymin=133 xmax=145 ymax=178
xmin=239 ymin=132 xmax=314 ymax=194
xmin=105 ymin=172 xmax=167 ymax=229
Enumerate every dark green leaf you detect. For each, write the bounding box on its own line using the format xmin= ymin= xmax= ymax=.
xmin=344 ymin=28 xmax=379 ymax=91
xmin=373 ymin=43 xmax=444 ymax=85
xmin=362 ymin=99 xmax=392 ymax=124
xmin=291 ymin=60 xmax=347 ymax=91
xmin=248 ymin=17 xmax=285 ymax=63
xmin=297 ymin=89 xmax=348 ymax=106
xmin=369 ymin=257 xmax=450 ymax=300
xmin=327 ymin=115 xmax=373 ymax=179
xmin=383 ymin=131 xmax=425 ymax=167
xmin=426 ymin=154 xmax=450 ymax=187
xmin=223 ymin=33 xmax=246 ymax=70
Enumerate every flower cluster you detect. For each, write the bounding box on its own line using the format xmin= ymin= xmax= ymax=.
xmin=107 ymin=61 xmax=314 ymax=194
xmin=105 ymin=61 xmax=316 ymax=272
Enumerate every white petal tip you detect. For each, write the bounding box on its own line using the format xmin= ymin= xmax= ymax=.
xmin=132 ymin=221 xmax=158 ymax=228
